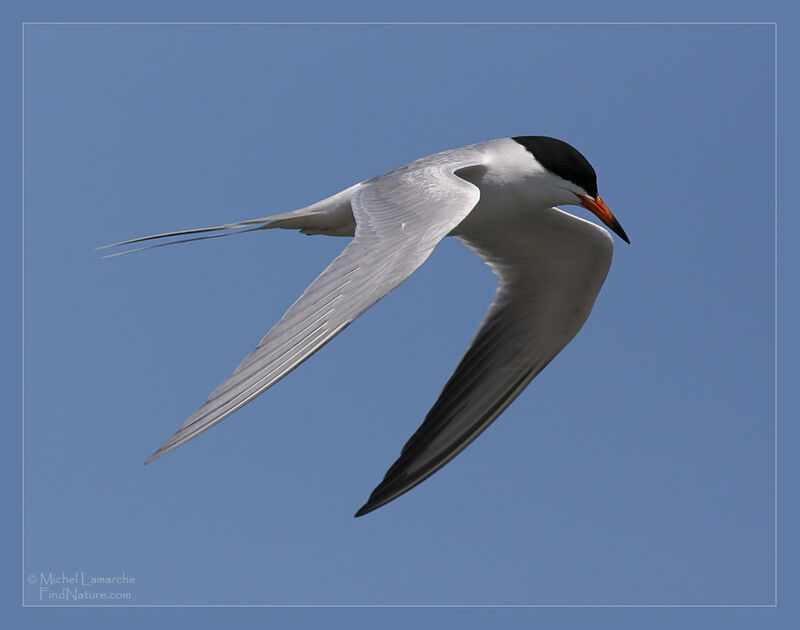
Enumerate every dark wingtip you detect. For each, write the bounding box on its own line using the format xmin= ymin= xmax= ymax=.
xmin=354 ymin=487 xmax=390 ymax=517
xmin=354 ymin=491 xmax=383 ymax=517
xmin=354 ymin=504 xmax=371 ymax=518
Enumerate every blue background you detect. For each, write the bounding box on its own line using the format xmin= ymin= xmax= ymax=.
xmin=3 ymin=0 xmax=798 ymax=628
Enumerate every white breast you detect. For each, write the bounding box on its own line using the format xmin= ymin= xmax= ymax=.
xmin=450 ymin=138 xmax=554 ymax=237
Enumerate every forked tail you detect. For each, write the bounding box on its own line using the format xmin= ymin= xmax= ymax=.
xmin=98 ymin=186 xmax=361 ymax=257
xmin=96 ymin=217 xmax=278 ymax=258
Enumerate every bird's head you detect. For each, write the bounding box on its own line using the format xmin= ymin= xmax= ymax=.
xmin=512 ymin=136 xmax=630 ymax=244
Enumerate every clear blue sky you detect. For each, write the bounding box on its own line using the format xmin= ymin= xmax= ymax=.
xmin=5 ymin=1 xmax=797 ymax=628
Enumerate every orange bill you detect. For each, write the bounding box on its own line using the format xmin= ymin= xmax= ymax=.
xmin=578 ymin=195 xmax=630 ymax=244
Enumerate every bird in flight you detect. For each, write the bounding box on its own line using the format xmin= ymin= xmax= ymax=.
xmin=102 ymin=136 xmax=629 ymax=516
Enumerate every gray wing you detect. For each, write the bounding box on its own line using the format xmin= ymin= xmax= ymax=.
xmin=355 ymin=207 xmax=614 ymax=516
xmin=145 ymin=151 xmax=484 ymax=463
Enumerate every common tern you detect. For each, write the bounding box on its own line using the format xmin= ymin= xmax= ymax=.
xmin=102 ymin=136 xmax=629 ymax=516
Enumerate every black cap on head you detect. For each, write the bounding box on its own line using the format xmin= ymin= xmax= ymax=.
xmin=512 ymin=136 xmax=598 ymax=199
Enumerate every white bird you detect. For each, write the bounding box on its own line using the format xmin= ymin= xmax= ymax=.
xmin=102 ymin=136 xmax=629 ymax=516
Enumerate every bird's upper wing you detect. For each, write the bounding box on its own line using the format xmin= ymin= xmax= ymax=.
xmin=145 ymin=150 xmax=485 ymax=463
xmin=356 ymin=207 xmax=614 ymax=516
